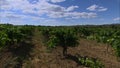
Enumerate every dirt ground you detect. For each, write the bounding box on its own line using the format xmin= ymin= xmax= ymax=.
xmin=0 ymin=29 xmax=120 ymax=68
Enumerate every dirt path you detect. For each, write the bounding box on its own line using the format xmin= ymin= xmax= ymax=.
xmin=23 ymin=28 xmax=86 ymax=68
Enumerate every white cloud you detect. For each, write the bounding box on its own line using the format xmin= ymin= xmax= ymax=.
xmin=66 ymin=6 xmax=79 ymax=12
xmin=0 ymin=0 xmax=97 ymax=20
xmin=0 ymin=0 xmax=32 ymax=10
xmin=48 ymin=12 xmax=97 ymax=18
xmin=87 ymin=4 xmax=107 ymax=12
xmin=0 ymin=0 xmax=8 ymax=5
xmin=114 ymin=17 xmax=120 ymax=21
xmin=0 ymin=11 xmax=44 ymax=21
xmin=65 ymin=12 xmax=97 ymax=19
xmin=87 ymin=4 xmax=98 ymax=11
xmin=98 ymin=7 xmax=107 ymax=11
xmin=50 ymin=0 xmax=66 ymax=3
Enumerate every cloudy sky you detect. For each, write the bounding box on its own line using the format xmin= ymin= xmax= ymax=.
xmin=0 ymin=0 xmax=120 ymax=26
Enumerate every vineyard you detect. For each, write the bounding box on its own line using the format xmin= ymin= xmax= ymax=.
xmin=0 ymin=24 xmax=120 ymax=68
xmin=0 ymin=24 xmax=34 ymax=50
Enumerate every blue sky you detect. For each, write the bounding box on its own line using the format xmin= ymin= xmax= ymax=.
xmin=0 ymin=0 xmax=120 ymax=26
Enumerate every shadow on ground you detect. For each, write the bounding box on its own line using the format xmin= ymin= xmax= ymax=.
xmin=6 ymin=41 xmax=34 ymax=68
xmin=65 ymin=54 xmax=98 ymax=67
xmin=65 ymin=54 xmax=81 ymax=66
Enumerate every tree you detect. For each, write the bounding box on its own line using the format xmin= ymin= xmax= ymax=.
xmin=44 ymin=28 xmax=79 ymax=56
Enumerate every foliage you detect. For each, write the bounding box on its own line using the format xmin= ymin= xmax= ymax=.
xmin=40 ymin=27 xmax=79 ymax=56
xmin=83 ymin=27 xmax=120 ymax=57
xmin=0 ymin=24 xmax=120 ymax=58
xmin=0 ymin=24 xmax=34 ymax=50
xmin=0 ymin=31 xmax=10 ymax=49
xmin=78 ymin=57 xmax=104 ymax=68
xmin=41 ymin=28 xmax=79 ymax=49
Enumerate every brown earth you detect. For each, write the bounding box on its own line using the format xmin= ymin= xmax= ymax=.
xmin=0 ymin=29 xmax=120 ymax=68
